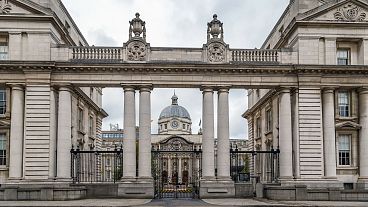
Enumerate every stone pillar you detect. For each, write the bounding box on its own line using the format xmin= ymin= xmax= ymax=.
xmin=138 ymin=87 xmax=152 ymax=179
xmin=217 ymin=88 xmax=230 ymax=179
xmin=9 ymin=85 xmax=24 ymax=179
xmin=123 ymin=87 xmax=136 ymax=179
xmin=201 ymin=87 xmax=215 ymax=179
xmin=322 ymin=88 xmax=337 ymax=178
xmin=168 ymin=157 xmax=172 ymax=183
xmin=178 ymin=157 xmax=182 ymax=183
xmin=359 ymin=88 xmax=368 ymax=188
xmin=49 ymin=88 xmax=57 ymax=179
xmin=279 ymin=88 xmax=293 ymax=179
xmin=57 ymin=87 xmax=72 ymax=179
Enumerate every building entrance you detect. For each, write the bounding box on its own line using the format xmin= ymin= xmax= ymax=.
xmin=152 ymin=137 xmax=202 ymax=199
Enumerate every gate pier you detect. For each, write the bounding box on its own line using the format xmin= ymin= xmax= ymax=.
xmin=118 ymin=178 xmax=154 ymax=199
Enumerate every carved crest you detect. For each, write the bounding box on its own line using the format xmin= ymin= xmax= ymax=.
xmin=160 ymin=137 xmax=193 ymax=151
xmin=207 ymin=42 xmax=226 ymax=63
xmin=127 ymin=40 xmax=147 ymax=61
xmin=0 ymin=0 xmax=11 ymax=14
xmin=334 ymin=3 xmax=367 ymax=21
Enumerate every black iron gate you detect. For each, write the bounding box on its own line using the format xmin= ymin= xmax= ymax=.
xmin=152 ymin=147 xmax=202 ymax=199
xmin=71 ymin=146 xmax=123 ymax=183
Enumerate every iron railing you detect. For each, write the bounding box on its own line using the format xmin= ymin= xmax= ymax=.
xmin=71 ymin=146 xmax=123 ymax=183
xmin=230 ymin=147 xmax=280 ymax=183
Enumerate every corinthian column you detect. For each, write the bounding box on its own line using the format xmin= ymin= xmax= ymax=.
xmin=201 ymin=87 xmax=215 ymax=179
xmin=322 ymin=88 xmax=337 ymax=178
xmin=9 ymin=85 xmax=24 ymax=179
xmin=123 ymin=87 xmax=136 ymax=178
xmin=57 ymin=86 xmax=72 ymax=179
xmin=359 ymin=88 xmax=368 ymax=186
xmin=138 ymin=86 xmax=152 ymax=179
xmin=279 ymin=88 xmax=293 ymax=179
xmin=217 ymin=88 xmax=230 ymax=179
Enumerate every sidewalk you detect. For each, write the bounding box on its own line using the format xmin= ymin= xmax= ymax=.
xmin=0 ymin=198 xmax=367 ymax=206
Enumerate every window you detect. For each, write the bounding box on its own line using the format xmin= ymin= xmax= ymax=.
xmin=266 ymin=109 xmax=272 ymax=132
xmin=183 ymin=124 xmax=186 ymax=129
xmin=78 ymin=108 xmax=84 ymax=131
xmin=0 ymin=134 xmax=6 ymax=165
xmin=338 ymin=135 xmax=351 ymax=166
xmin=338 ymin=91 xmax=350 ymax=117
xmin=0 ymin=89 xmax=5 ymax=115
xmin=256 ymin=117 xmax=261 ymax=138
xmin=164 ymin=124 xmax=167 ymax=130
xmin=337 ymin=48 xmax=350 ymax=65
xmin=89 ymin=116 xmax=94 ymax=137
xmin=90 ymin=87 xmax=94 ymax=100
xmin=0 ymin=35 xmax=8 ymax=60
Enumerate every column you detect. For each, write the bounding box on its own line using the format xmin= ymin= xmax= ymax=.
xmin=279 ymin=88 xmax=293 ymax=179
xmin=359 ymin=88 xmax=368 ymax=180
xmin=322 ymin=88 xmax=337 ymax=178
xmin=123 ymin=87 xmax=136 ymax=178
xmin=217 ymin=88 xmax=230 ymax=179
xmin=9 ymin=85 xmax=24 ymax=179
xmin=178 ymin=157 xmax=182 ymax=183
xmin=57 ymin=87 xmax=72 ymax=179
xmin=168 ymin=157 xmax=172 ymax=183
xmin=138 ymin=87 xmax=152 ymax=179
xmin=201 ymin=87 xmax=215 ymax=179
xmin=49 ymin=88 xmax=57 ymax=178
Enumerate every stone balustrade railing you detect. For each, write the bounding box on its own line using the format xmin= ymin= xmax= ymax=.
xmin=71 ymin=47 xmax=122 ymax=62
xmin=231 ymin=49 xmax=279 ymax=63
xmin=68 ymin=46 xmax=282 ymax=64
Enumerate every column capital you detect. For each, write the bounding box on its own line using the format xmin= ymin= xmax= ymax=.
xmin=7 ymin=84 xmax=24 ymax=91
xmin=278 ymin=87 xmax=291 ymax=94
xmin=122 ymin=86 xmax=135 ymax=92
xmin=201 ymin=86 xmax=214 ymax=93
xmin=139 ymin=85 xmax=153 ymax=92
xmin=58 ymin=86 xmax=73 ymax=92
xmin=358 ymin=87 xmax=368 ymax=94
xmin=322 ymin=87 xmax=336 ymax=94
xmin=217 ymin=87 xmax=230 ymax=93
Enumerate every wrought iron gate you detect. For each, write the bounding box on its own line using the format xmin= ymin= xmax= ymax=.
xmin=152 ymin=147 xmax=202 ymax=199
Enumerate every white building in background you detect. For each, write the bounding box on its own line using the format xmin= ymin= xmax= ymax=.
xmin=244 ymin=0 xmax=368 ymax=191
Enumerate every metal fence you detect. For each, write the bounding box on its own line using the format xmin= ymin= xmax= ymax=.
xmin=71 ymin=146 xmax=123 ymax=183
xmin=230 ymin=147 xmax=280 ymax=183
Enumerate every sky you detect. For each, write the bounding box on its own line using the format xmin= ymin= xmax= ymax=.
xmin=62 ymin=0 xmax=289 ymax=139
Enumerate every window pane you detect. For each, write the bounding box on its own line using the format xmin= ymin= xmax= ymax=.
xmin=338 ymin=92 xmax=350 ymax=117
xmin=338 ymin=135 xmax=351 ymax=166
xmin=337 ymin=49 xmax=350 ymax=65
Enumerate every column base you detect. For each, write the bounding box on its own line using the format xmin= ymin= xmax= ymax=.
xmin=199 ymin=178 xmax=235 ymax=198
xmin=118 ymin=178 xmax=154 ymax=198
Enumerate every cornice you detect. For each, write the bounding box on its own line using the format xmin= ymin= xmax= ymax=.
xmin=1 ymin=61 xmax=368 ymax=76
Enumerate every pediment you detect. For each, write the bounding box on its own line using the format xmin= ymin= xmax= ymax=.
xmin=0 ymin=0 xmax=50 ymax=16
xmin=300 ymin=0 xmax=368 ymax=22
xmin=159 ymin=136 xmax=194 ymax=151
xmin=335 ymin=121 xmax=361 ymax=130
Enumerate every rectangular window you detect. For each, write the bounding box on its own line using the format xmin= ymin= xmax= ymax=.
xmin=89 ymin=116 xmax=94 ymax=137
xmin=337 ymin=48 xmax=350 ymax=65
xmin=0 ymin=134 xmax=6 ymax=165
xmin=256 ymin=117 xmax=261 ymax=138
xmin=0 ymin=89 xmax=6 ymax=115
xmin=338 ymin=135 xmax=351 ymax=166
xmin=338 ymin=91 xmax=350 ymax=117
xmin=78 ymin=108 xmax=84 ymax=131
xmin=266 ymin=109 xmax=272 ymax=132
xmin=0 ymin=35 xmax=8 ymax=60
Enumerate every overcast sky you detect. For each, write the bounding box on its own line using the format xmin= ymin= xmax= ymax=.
xmin=62 ymin=0 xmax=289 ymax=139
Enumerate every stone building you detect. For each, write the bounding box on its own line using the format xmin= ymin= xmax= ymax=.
xmin=0 ymin=0 xmax=107 ymax=183
xmin=244 ymin=0 xmax=368 ymax=193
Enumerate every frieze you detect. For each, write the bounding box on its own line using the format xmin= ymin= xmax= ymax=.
xmin=334 ymin=3 xmax=367 ymax=22
xmin=0 ymin=0 xmax=11 ymax=14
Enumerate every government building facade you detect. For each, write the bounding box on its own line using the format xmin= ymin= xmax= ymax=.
xmin=0 ymin=0 xmax=367 ymax=201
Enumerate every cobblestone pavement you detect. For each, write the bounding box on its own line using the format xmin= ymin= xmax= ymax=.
xmin=0 ymin=199 xmax=367 ymax=206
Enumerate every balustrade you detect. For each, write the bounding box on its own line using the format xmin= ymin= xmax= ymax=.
xmin=71 ymin=46 xmax=122 ymax=62
xmin=231 ymin=49 xmax=279 ymax=63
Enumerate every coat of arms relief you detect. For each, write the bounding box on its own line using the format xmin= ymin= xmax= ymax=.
xmin=0 ymin=0 xmax=11 ymax=14
xmin=334 ymin=3 xmax=367 ymax=21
